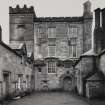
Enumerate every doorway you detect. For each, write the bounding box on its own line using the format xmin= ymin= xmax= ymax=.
xmin=63 ymin=77 xmax=72 ymax=91
xmin=3 ymin=72 xmax=10 ymax=97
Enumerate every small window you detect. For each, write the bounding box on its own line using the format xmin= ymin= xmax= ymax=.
xmin=38 ymin=68 xmax=41 ymax=72
xmin=17 ymin=24 xmax=25 ymax=29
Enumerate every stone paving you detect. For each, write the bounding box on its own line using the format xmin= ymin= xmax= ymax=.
xmin=2 ymin=92 xmax=105 ymax=105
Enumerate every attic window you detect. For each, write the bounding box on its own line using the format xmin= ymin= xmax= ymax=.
xmin=17 ymin=24 xmax=25 ymax=29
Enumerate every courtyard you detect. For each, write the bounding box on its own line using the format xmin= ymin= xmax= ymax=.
xmin=3 ymin=92 xmax=105 ymax=105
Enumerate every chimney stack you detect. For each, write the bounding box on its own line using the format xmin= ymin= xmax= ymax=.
xmin=94 ymin=8 xmax=101 ymax=29
xmin=83 ymin=0 xmax=92 ymax=18
xmin=102 ymin=8 xmax=105 ymax=31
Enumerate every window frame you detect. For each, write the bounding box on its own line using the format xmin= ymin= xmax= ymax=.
xmin=47 ymin=27 xmax=56 ymax=38
xmin=47 ymin=61 xmax=56 ymax=74
xmin=68 ymin=26 xmax=78 ymax=58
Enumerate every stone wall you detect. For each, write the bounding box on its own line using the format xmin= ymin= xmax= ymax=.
xmin=99 ymin=53 xmax=105 ymax=75
xmin=75 ymin=55 xmax=96 ymax=95
xmin=0 ymin=42 xmax=33 ymax=100
xmin=34 ymin=22 xmax=84 ymax=59
xmin=34 ymin=60 xmax=74 ymax=91
xmin=9 ymin=13 xmax=34 ymax=53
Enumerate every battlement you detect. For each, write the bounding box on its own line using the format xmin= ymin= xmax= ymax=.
xmin=9 ymin=5 xmax=35 ymax=14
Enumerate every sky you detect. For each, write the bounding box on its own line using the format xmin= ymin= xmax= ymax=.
xmin=0 ymin=0 xmax=105 ymax=44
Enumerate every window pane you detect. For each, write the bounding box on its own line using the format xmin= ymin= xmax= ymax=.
xmin=73 ymin=45 xmax=76 ymax=57
xmin=68 ymin=27 xmax=78 ymax=38
xmin=69 ymin=38 xmax=77 ymax=57
xmin=48 ymin=46 xmax=56 ymax=57
xmin=48 ymin=28 xmax=56 ymax=38
xmin=48 ymin=61 xmax=56 ymax=73
xmin=48 ymin=39 xmax=56 ymax=46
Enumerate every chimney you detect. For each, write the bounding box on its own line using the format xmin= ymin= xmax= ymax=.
xmin=93 ymin=8 xmax=104 ymax=54
xmin=94 ymin=8 xmax=101 ymax=29
xmin=83 ymin=0 xmax=92 ymax=18
xmin=102 ymin=8 xmax=105 ymax=31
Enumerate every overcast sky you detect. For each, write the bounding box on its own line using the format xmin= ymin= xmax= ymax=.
xmin=0 ymin=0 xmax=105 ymax=43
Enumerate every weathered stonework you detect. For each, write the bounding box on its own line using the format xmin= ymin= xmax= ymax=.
xmin=9 ymin=5 xmax=35 ymax=53
xmin=9 ymin=1 xmax=93 ymax=91
xmin=33 ymin=1 xmax=92 ymax=91
xmin=0 ymin=41 xmax=33 ymax=100
xmin=75 ymin=52 xmax=97 ymax=96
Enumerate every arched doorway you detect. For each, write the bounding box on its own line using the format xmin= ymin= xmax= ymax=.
xmin=63 ymin=76 xmax=72 ymax=91
xmin=59 ymin=74 xmax=74 ymax=91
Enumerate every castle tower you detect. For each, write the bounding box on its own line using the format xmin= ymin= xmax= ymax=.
xmin=9 ymin=5 xmax=36 ymax=53
xmin=83 ymin=0 xmax=93 ymax=53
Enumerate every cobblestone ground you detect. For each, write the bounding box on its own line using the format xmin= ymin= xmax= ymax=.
xmin=3 ymin=92 xmax=105 ymax=105
xmin=3 ymin=92 xmax=89 ymax=105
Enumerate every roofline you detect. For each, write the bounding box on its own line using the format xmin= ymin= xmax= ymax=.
xmin=74 ymin=54 xmax=97 ymax=67
xmin=34 ymin=16 xmax=92 ymax=22
xmin=0 ymin=41 xmax=22 ymax=58
xmin=98 ymin=49 xmax=105 ymax=57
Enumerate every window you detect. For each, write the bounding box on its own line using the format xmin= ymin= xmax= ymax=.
xmin=48 ymin=61 xmax=56 ymax=73
xmin=26 ymin=75 xmax=29 ymax=88
xmin=38 ymin=68 xmax=42 ymax=72
xmin=48 ymin=39 xmax=56 ymax=46
xmin=48 ymin=38 xmax=56 ymax=57
xmin=17 ymin=24 xmax=25 ymax=29
xmin=68 ymin=27 xmax=78 ymax=57
xmin=69 ymin=38 xmax=77 ymax=57
xmin=68 ymin=27 xmax=78 ymax=38
xmin=38 ymin=28 xmax=44 ymax=39
xmin=48 ymin=46 xmax=56 ymax=57
xmin=48 ymin=28 xmax=56 ymax=38
xmin=18 ymin=75 xmax=22 ymax=90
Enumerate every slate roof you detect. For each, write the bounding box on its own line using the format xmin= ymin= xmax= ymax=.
xmin=0 ymin=41 xmax=21 ymax=57
xmin=86 ymin=72 xmax=105 ymax=81
xmin=82 ymin=49 xmax=97 ymax=56
xmin=99 ymin=49 xmax=105 ymax=57
xmin=74 ymin=49 xmax=97 ymax=66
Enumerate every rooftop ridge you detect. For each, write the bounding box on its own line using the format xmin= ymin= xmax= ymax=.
xmin=34 ymin=16 xmax=84 ymax=22
xmin=9 ymin=4 xmax=35 ymax=14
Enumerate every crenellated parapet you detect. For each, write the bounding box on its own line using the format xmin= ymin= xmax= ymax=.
xmin=9 ymin=5 xmax=35 ymax=15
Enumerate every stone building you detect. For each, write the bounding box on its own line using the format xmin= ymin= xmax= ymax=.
xmin=9 ymin=1 xmax=93 ymax=91
xmin=9 ymin=5 xmax=35 ymax=53
xmin=0 ymin=27 xmax=33 ymax=101
xmin=74 ymin=7 xmax=105 ymax=98
xmin=34 ymin=1 xmax=93 ymax=91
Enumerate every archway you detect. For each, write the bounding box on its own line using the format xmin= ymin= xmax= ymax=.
xmin=63 ymin=76 xmax=72 ymax=91
xmin=59 ymin=74 xmax=74 ymax=91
